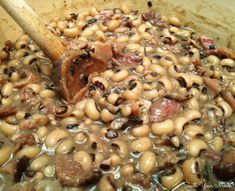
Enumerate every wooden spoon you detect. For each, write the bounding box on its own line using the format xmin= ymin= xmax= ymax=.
xmin=0 ymin=0 xmax=111 ymax=103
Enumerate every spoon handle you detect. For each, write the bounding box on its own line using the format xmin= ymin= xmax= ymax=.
xmin=0 ymin=0 xmax=65 ymax=61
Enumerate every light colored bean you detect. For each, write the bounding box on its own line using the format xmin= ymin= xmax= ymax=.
xmin=81 ymin=28 xmax=94 ymax=37
xmin=207 ymin=55 xmax=220 ymax=64
xmin=187 ymin=139 xmax=208 ymax=157
xmin=108 ymin=20 xmax=121 ymax=31
xmin=139 ymin=151 xmax=157 ymax=174
xmin=73 ymin=151 xmax=93 ymax=171
xmin=85 ymin=99 xmax=100 ymax=120
xmin=26 ymin=84 xmax=42 ymax=93
xmin=122 ymin=90 xmax=138 ymax=101
xmin=15 ymin=40 xmax=28 ymax=49
xmin=0 ymin=50 xmax=9 ymax=60
xmin=39 ymin=89 xmax=55 ymax=99
xmin=151 ymin=119 xmax=175 ymax=136
xmin=30 ymin=154 xmax=51 ymax=171
xmin=0 ymin=121 xmax=19 ymax=136
xmin=101 ymin=109 xmax=115 ymax=123
xmin=184 ymin=109 xmax=201 ymax=121
xmin=111 ymin=69 xmax=128 ymax=82
xmin=184 ymin=125 xmax=204 ymax=138
xmin=126 ymin=43 xmax=141 ymax=52
xmin=142 ymin=89 xmax=158 ymax=100
xmin=22 ymin=55 xmax=37 ymax=66
xmin=45 ymin=128 xmax=69 ymax=148
xmin=121 ymin=104 xmax=132 ymax=117
xmin=220 ymin=58 xmax=235 ymax=67
xmin=107 ymin=93 xmax=119 ymax=105
xmin=158 ymin=77 xmax=173 ymax=91
xmin=130 ymin=137 xmax=152 ymax=152
xmin=61 ymin=117 xmax=78 ymax=127
xmin=98 ymin=175 xmax=115 ymax=191
xmin=217 ymin=100 xmax=233 ymax=118
xmin=43 ymin=165 xmax=55 ymax=178
xmin=109 ymin=154 xmax=121 ymax=167
xmin=75 ymin=131 xmax=87 ymax=144
xmin=161 ymin=167 xmax=183 ymax=190
xmin=171 ymin=136 xmax=180 ymax=147
xmin=131 ymin=124 xmax=149 ymax=137
xmin=169 ymin=16 xmax=181 ymax=27
xmin=182 ymin=158 xmax=203 ymax=186
xmin=212 ymin=136 xmax=224 ymax=152
xmin=1 ymin=97 xmax=13 ymax=107
xmin=0 ymin=146 xmax=13 ymax=166
xmin=1 ymin=82 xmax=13 ymax=97
xmin=16 ymin=146 xmax=41 ymax=159
xmin=149 ymin=64 xmax=167 ymax=75
xmin=64 ymin=26 xmax=80 ymax=37
xmin=56 ymin=138 xmax=74 ymax=154
xmin=36 ymin=126 xmax=48 ymax=139
xmin=112 ymin=140 xmax=129 ymax=158
xmin=120 ymin=164 xmax=134 ymax=177
xmin=10 ymin=71 xmax=20 ymax=82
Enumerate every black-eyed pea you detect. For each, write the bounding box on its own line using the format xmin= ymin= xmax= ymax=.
xmin=43 ymin=165 xmax=55 ymax=178
xmin=56 ymin=138 xmax=74 ymax=154
xmin=217 ymin=100 xmax=233 ymax=118
xmin=149 ymin=64 xmax=167 ymax=75
xmin=102 ymin=70 xmax=114 ymax=79
xmin=184 ymin=125 xmax=204 ymax=138
xmin=1 ymin=97 xmax=13 ymax=107
xmin=116 ymin=35 xmax=129 ymax=43
xmin=73 ymin=151 xmax=93 ymax=171
xmin=1 ymin=82 xmax=13 ymax=97
xmin=0 ymin=146 xmax=13 ymax=166
xmin=142 ymin=90 xmax=158 ymax=100
xmin=0 ymin=50 xmax=9 ymax=60
xmin=75 ymin=131 xmax=88 ymax=144
xmin=98 ymin=175 xmax=116 ymax=191
xmin=220 ymin=58 xmax=235 ymax=67
xmin=16 ymin=146 xmax=41 ymax=159
xmin=39 ymin=89 xmax=55 ymax=99
xmin=85 ymin=99 xmax=100 ymax=120
xmin=187 ymin=98 xmax=199 ymax=110
xmin=171 ymin=136 xmax=180 ymax=147
xmin=94 ymin=152 xmax=104 ymax=165
xmin=151 ymin=119 xmax=175 ymax=136
xmin=112 ymin=140 xmax=129 ymax=158
xmin=36 ymin=126 xmax=48 ymax=140
xmin=120 ymin=164 xmax=134 ymax=177
xmin=61 ymin=117 xmax=78 ymax=128
xmin=15 ymin=40 xmax=28 ymax=49
xmin=15 ymin=111 xmax=26 ymax=121
xmin=122 ymin=90 xmax=138 ymax=101
xmin=90 ymin=7 xmax=98 ymax=16
xmin=110 ymin=154 xmax=121 ymax=167
xmin=121 ymin=104 xmax=132 ymax=117
xmin=174 ymin=117 xmax=188 ymax=135
xmin=108 ymin=20 xmax=121 ymax=31
xmin=22 ymin=55 xmax=37 ymax=65
xmin=130 ymin=137 xmax=152 ymax=152
xmin=121 ymin=6 xmax=130 ymax=14
xmin=212 ymin=136 xmax=224 ymax=152
xmin=57 ymin=21 xmax=66 ymax=31
xmin=107 ymin=93 xmax=119 ymax=105
xmin=131 ymin=124 xmax=149 ymax=137
xmin=182 ymin=158 xmax=203 ymax=186
xmin=139 ymin=151 xmax=157 ymax=174
xmin=26 ymin=83 xmax=42 ymax=93
xmin=184 ymin=109 xmax=201 ymax=121
xmin=112 ymin=69 xmax=128 ymax=82
xmin=161 ymin=167 xmax=183 ymax=190
xmin=81 ymin=28 xmax=94 ymax=37
xmin=169 ymin=16 xmax=181 ymax=27
xmin=101 ymin=109 xmax=115 ymax=123
xmin=228 ymin=132 xmax=235 ymax=147
xmin=32 ymin=113 xmax=49 ymax=126
xmin=65 ymin=25 xmax=80 ymax=36
xmin=207 ymin=55 xmax=220 ymax=65
xmin=187 ymin=139 xmax=208 ymax=157
xmin=0 ymin=121 xmax=19 ymax=136
xmin=10 ymin=71 xmax=20 ymax=82
xmin=30 ymin=154 xmax=51 ymax=171
xmin=95 ymin=30 xmax=106 ymax=41
xmin=45 ymin=128 xmax=69 ymax=148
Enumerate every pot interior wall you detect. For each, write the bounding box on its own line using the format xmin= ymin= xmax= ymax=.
xmin=0 ymin=0 xmax=235 ymax=50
